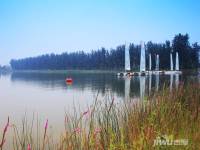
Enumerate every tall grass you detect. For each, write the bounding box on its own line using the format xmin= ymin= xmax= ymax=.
xmin=1 ymin=83 xmax=200 ymax=149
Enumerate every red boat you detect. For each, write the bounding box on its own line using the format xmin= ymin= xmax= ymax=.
xmin=66 ymin=78 xmax=73 ymax=83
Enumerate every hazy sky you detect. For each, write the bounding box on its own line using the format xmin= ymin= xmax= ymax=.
xmin=0 ymin=0 xmax=200 ymax=65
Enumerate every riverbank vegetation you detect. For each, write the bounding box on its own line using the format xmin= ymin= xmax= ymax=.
xmin=10 ymin=33 xmax=200 ymax=71
xmin=0 ymin=65 xmax=11 ymax=73
xmin=0 ymin=83 xmax=200 ymax=150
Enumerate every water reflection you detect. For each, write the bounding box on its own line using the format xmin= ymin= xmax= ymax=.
xmin=155 ymin=75 xmax=159 ymax=91
xmin=124 ymin=77 xmax=131 ymax=101
xmin=199 ymin=74 xmax=200 ymax=84
xmin=0 ymin=71 xmax=198 ymax=149
xmin=11 ymin=72 xmax=125 ymax=97
xmin=148 ymin=74 xmax=152 ymax=94
xmin=140 ymin=76 xmax=146 ymax=100
xmin=122 ymin=74 xmax=181 ymax=100
xmin=170 ymin=74 xmax=173 ymax=91
xmin=175 ymin=74 xmax=180 ymax=89
xmin=9 ymin=71 xmax=199 ymax=99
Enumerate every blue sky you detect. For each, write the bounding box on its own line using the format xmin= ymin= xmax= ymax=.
xmin=0 ymin=0 xmax=200 ymax=65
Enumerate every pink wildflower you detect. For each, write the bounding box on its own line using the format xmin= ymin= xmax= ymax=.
xmin=45 ymin=119 xmax=48 ymax=130
xmin=74 ymin=127 xmax=81 ymax=134
xmin=42 ymin=119 xmax=48 ymax=150
xmin=94 ymin=128 xmax=101 ymax=135
xmin=83 ymin=109 xmax=91 ymax=119
xmin=0 ymin=117 xmax=9 ymax=149
xmin=27 ymin=144 xmax=31 ymax=150
xmin=83 ymin=109 xmax=89 ymax=115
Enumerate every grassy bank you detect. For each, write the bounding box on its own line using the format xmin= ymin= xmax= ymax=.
xmin=0 ymin=83 xmax=200 ymax=150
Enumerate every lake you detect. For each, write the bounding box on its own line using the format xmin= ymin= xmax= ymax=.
xmin=0 ymin=70 xmax=199 ymax=139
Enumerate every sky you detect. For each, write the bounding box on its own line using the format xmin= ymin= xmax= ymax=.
xmin=0 ymin=0 xmax=200 ymax=65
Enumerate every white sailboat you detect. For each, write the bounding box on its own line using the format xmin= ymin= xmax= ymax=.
xmin=117 ymin=43 xmax=131 ymax=76
xmin=170 ymin=53 xmax=174 ymax=71
xmin=165 ymin=52 xmax=182 ymax=75
xmin=155 ymin=54 xmax=159 ymax=71
xmin=140 ymin=41 xmax=146 ymax=72
xmin=125 ymin=43 xmax=131 ymax=72
xmin=175 ymin=52 xmax=179 ymax=71
xmin=152 ymin=54 xmax=161 ymax=74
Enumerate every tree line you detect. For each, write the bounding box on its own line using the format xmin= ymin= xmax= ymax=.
xmin=0 ymin=65 xmax=11 ymax=73
xmin=10 ymin=33 xmax=200 ymax=70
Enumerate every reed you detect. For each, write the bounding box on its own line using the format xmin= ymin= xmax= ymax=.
xmin=0 ymin=117 xmax=9 ymax=150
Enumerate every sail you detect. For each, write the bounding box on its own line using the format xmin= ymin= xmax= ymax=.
xmin=170 ymin=53 xmax=173 ymax=71
xmin=125 ymin=43 xmax=131 ymax=71
xmin=140 ymin=41 xmax=146 ymax=72
xmin=149 ymin=54 xmax=152 ymax=70
xmin=155 ymin=54 xmax=159 ymax=71
xmin=175 ymin=52 xmax=179 ymax=70
xmin=199 ymin=51 xmax=200 ymax=64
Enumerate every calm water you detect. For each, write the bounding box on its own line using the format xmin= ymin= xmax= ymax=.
xmin=0 ymin=71 xmax=199 ymax=136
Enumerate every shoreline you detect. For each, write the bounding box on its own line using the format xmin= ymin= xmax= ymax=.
xmin=9 ymin=68 xmax=200 ymax=75
xmin=11 ymin=69 xmax=120 ymax=74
